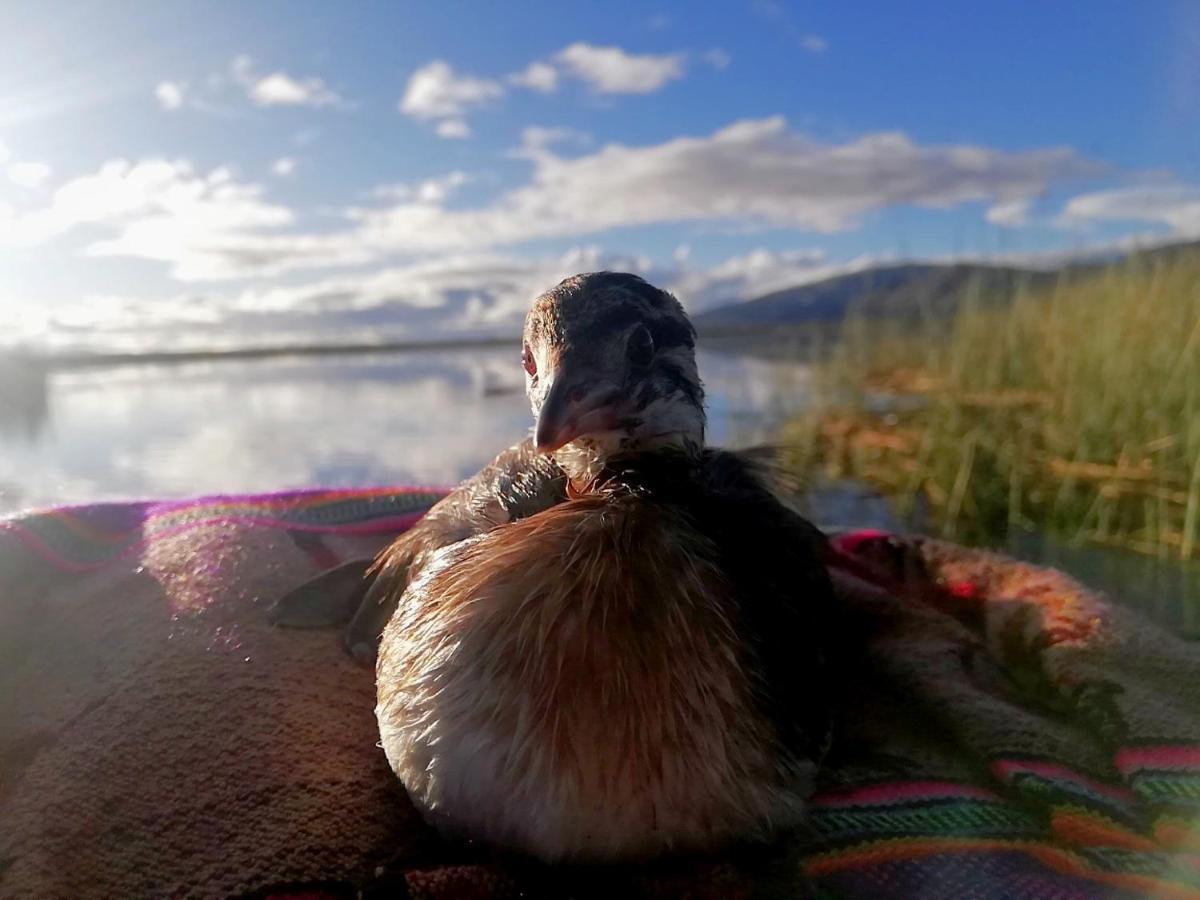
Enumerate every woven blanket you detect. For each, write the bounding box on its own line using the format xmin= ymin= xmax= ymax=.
xmin=2 ymin=489 xmax=1199 ymax=899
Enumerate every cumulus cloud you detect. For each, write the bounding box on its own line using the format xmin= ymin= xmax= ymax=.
xmin=0 ymin=159 xmax=310 ymax=280
xmin=671 ymin=247 xmax=836 ymax=310
xmin=2 ymin=142 xmax=53 ymax=190
xmin=21 ymin=251 xmax=608 ymax=354
xmin=232 ymin=56 xmax=344 ymax=108
xmin=509 ymin=61 xmax=559 ymax=93
xmin=16 ymin=243 xmax=894 ymax=360
xmin=31 ymin=232 xmax=1159 ymax=361
xmin=155 ymin=80 xmax=186 ymax=110
xmin=553 ymin=42 xmax=685 ymax=94
xmin=508 ymin=43 xmax=693 ymax=96
xmin=1056 ymin=183 xmax=1200 ymax=235
xmin=5 ymin=120 xmax=1100 ymax=283
xmin=343 ymin=117 xmax=1101 ymax=259
xmin=508 ymin=125 xmax=591 ymax=160
xmin=414 ymin=44 xmax=695 ymax=124
xmin=435 ymin=118 xmax=471 ymax=139
xmin=368 ymin=171 xmax=468 ymax=205
xmin=270 ymin=157 xmax=297 ymax=177
xmin=7 ymin=161 xmax=52 ymax=189
xmin=986 ymin=197 xmax=1033 ymax=227
xmin=399 ymin=61 xmax=503 ymax=136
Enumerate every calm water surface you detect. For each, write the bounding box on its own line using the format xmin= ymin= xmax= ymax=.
xmin=0 ymin=345 xmax=811 ymax=513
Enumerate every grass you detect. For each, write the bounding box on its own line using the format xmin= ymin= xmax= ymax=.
xmin=780 ymin=250 xmax=1200 ymax=560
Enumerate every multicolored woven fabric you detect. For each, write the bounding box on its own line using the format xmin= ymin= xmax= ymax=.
xmin=2 ymin=490 xmax=1199 ymax=899
xmin=0 ymin=487 xmax=445 ymax=572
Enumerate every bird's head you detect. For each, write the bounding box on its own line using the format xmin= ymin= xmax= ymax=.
xmin=522 ymin=272 xmax=706 ymax=484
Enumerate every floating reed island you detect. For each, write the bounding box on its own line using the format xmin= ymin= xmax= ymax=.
xmin=781 ymin=248 xmax=1200 ymax=561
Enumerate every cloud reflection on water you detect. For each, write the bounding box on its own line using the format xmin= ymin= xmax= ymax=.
xmin=0 ymin=346 xmax=812 ymax=514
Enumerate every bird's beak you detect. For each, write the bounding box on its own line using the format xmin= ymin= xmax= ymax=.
xmin=534 ymin=376 xmax=620 ymax=453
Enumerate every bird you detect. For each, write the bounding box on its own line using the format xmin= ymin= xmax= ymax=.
xmin=271 ymin=272 xmax=838 ymax=864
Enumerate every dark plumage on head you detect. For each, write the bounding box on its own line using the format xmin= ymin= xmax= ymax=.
xmin=522 ymin=272 xmax=705 ymax=483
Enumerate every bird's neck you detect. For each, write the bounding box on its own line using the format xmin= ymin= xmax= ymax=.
xmin=554 ymin=427 xmax=704 ymax=489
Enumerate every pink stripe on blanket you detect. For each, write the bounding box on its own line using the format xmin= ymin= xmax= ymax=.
xmin=830 ymin=529 xmax=892 ymax=553
xmin=142 ymin=485 xmax=451 ymax=516
xmin=813 ymin=780 xmax=1002 ymax=808
xmin=0 ymin=511 xmax=428 ymax=573
xmin=1116 ymin=746 xmax=1200 ymax=772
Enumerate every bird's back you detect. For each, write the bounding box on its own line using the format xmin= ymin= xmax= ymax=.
xmin=375 ymin=451 xmax=828 ymax=862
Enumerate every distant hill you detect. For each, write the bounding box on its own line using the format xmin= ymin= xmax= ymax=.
xmin=693 ymin=239 xmax=1200 ymax=329
xmin=694 ymin=263 xmax=1058 ymax=329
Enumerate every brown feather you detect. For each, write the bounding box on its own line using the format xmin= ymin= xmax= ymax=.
xmin=375 ymin=493 xmax=813 ymax=863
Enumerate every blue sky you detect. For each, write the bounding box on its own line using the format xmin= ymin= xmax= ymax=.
xmin=2 ymin=0 xmax=1198 ymax=351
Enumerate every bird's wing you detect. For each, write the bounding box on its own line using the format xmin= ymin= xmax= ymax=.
xmin=700 ymin=449 xmax=838 ymax=761
xmin=270 ymin=438 xmax=568 ymax=663
xmin=266 ymin=559 xmax=374 ymax=628
xmin=375 ymin=437 xmax=567 ymax=576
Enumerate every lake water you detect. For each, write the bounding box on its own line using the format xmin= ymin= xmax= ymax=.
xmin=0 ymin=344 xmax=814 ymax=513
xmin=2 ymin=343 xmax=1196 ymax=636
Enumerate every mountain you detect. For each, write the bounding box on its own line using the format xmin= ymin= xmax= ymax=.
xmin=693 ymin=239 xmax=1200 ymax=329
xmin=694 ymin=263 xmax=1058 ymax=329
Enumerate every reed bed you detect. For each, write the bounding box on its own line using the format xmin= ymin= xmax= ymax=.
xmin=781 ymin=251 xmax=1200 ymax=559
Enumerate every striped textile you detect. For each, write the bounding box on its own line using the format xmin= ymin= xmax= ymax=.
xmin=1 ymin=489 xmax=1198 ymax=899
xmin=0 ymin=488 xmax=446 ymax=572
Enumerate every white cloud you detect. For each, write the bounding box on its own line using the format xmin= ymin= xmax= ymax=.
xmin=21 ymin=250 xmax=612 ymax=353
xmin=986 ymin=197 xmax=1033 ymax=227
xmin=250 ymin=72 xmax=342 ymax=107
xmin=508 ymin=125 xmax=591 ymax=160
xmin=0 ymin=159 xmax=305 ymax=280
xmin=231 ymin=56 xmax=344 ymax=108
xmin=509 ymin=61 xmax=559 ymax=93
xmin=1 ymin=142 xmax=53 ymax=190
xmin=270 ymin=157 xmax=297 ymax=177
xmin=435 ymin=118 xmax=471 ymax=139
xmin=368 ymin=171 xmax=468 ymax=205
xmin=344 ymin=118 xmax=1100 ymax=259
xmin=7 ymin=161 xmax=52 ymax=188
xmin=399 ymin=60 xmax=503 ymax=131
xmin=13 ymin=244 xmax=888 ymax=359
xmin=672 ymin=247 xmax=841 ymax=310
xmin=554 ymin=42 xmax=685 ymax=94
xmin=800 ymin=34 xmax=829 ymax=53
xmin=1056 ymin=183 xmax=1200 ymax=235
xmin=155 ymin=80 xmax=186 ymax=110
xmin=5 ymin=120 xmax=1099 ymax=285
xmin=403 ymin=44 xmax=689 ymax=128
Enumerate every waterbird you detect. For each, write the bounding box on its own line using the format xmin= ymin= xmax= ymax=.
xmin=272 ymin=272 xmax=838 ymax=863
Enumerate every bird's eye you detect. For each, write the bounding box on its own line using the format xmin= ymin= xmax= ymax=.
xmin=627 ymin=325 xmax=655 ymax=367
xmin=521 ymin=343 xmax=537 ymax=377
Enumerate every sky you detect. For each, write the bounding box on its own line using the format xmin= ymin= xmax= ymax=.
xmin=1 ymin=0 xmax=1199 ymax=352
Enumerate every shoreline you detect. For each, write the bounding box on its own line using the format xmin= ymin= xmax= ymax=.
xmin=4 ymin=323 xmax=834 ymax=372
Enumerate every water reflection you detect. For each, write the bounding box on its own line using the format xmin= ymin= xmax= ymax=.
xmin=0 ymin=345 xmax=812 ymax=514
xmin=0 ymin=354 xmax=49 ymax=441
xmin=1005 ymin=532 xmax=1200 ymax=639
